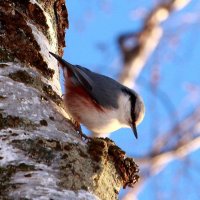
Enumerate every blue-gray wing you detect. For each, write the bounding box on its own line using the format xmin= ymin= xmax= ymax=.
xmin=78 ymin=67 xmax=123 ymax=109
xmin=72 ymin=66 xmax=93 ymax=91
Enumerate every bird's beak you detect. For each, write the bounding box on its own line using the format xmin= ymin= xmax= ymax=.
xmin=131 ymin=123 xmax=138 ymax=139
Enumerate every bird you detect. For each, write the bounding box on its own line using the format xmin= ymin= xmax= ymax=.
xmin=49 ymin=52 xmax=145 ymax=139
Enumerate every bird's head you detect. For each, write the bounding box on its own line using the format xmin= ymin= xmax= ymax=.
xmin=121 ymin=88 xmax=145 ymax=139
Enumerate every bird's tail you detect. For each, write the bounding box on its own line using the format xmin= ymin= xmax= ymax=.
xmin=49 ymin=52 xmax=73 ymax=70
xmin=49 ymin=52 xmax=93 ymax=91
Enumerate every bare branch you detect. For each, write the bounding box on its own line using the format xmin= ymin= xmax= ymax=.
xmin=152 ymin=107 xmax=200 ymax=154
xmin=151 ymin=136 xmax=200 ymax=174
xmin=118 ymin=0 xmax=192 ymax=87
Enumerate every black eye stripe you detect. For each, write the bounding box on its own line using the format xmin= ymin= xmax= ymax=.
xmin=130 ymin=95 xmax=136 ymax=120
xmin=121 ymin=87 xmax=137 ymax=122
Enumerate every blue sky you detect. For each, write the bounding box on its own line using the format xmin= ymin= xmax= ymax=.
xmin=63 ymin=0 xmax=200 ymax=199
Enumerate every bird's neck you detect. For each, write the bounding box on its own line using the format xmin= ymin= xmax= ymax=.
xmin=117 ymin=93 xmax=131 ymax=127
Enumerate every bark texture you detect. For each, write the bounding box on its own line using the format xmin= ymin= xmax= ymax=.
xmin=0 ymin=1 xmax=139 ymax=199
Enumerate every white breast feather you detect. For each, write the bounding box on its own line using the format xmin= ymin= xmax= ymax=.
xmin=65 ymin=93 xmax=131 ymax=136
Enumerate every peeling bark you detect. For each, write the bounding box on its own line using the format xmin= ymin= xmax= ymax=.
xmin=0 ymin=1 xmax=139 ymax=199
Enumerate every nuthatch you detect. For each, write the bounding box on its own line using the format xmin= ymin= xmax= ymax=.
xmin=50 ymin=52 xmax=145 ymax=139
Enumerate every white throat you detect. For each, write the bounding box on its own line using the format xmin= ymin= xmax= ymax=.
xmin=116 ymin=93 xmax=131 ymax=127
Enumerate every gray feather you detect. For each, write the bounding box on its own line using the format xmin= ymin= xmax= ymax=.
xmin=50 ymin=52 xmax=123 ymax=108
xmin=76 ymin=66 xmax=122 ymax=108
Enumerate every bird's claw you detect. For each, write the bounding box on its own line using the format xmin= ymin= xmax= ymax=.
xmin=72 ymin=120 xmax=91 ymax=142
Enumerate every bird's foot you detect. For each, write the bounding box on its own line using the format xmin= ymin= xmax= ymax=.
xmin=71 ymin=120 xmax=91 ymax=142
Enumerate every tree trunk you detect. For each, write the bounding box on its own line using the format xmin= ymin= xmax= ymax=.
xmin=0 ymin=1 xmax=139 ymax=199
